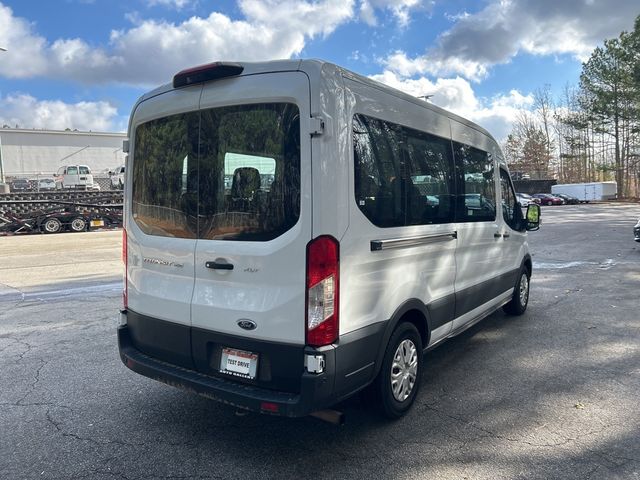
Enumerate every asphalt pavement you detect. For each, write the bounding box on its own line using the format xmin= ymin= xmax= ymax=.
xmin=1 ymin=203 xmax=639 ymax=479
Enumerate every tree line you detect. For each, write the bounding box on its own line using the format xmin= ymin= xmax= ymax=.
xmin=504 ymin=16 xmax=640 ymax=197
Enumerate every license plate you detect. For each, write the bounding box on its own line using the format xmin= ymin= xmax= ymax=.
xmin=220 ymin=347 xmax=258 ymax=379
xmin=90 ymin=219 xmax=104 ymax=227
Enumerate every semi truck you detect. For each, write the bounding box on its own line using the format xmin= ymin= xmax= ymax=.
xmin=551 ymin=182 xmax=617 ymax=202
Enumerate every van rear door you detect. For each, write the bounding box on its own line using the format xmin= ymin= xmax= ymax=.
xmin=126 ymin=87 xmax=202 ymax=368
xmin=190 ymin=72 xmax=312 ymax=364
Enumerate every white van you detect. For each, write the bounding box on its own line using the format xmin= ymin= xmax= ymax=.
xmin=118 ymin=60 xmax=541 ymax=419
xmin=110 ymin=165 xmax=125 ymax=189
xmin=54 ymin=164 xmax=94 ymax=190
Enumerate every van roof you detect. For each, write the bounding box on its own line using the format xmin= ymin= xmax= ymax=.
xmin=135 ymin=59 xmax=496 ymax=144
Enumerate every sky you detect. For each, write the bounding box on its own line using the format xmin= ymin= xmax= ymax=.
xmin=0 ymin=0 xmax=638 ymax=141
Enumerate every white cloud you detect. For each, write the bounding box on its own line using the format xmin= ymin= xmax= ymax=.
xmin=359 ymin=0 xmax=431 ymax=27
xmin=382 ymin=0 xmax=639 ymax=81
xmin=370 ymin=70 xmax=533 ymax=141
xmin=146 ymin=0 xmax=194 ymax=9
xmin=0 ymin=1 xmax=359 ymax=86
xmin=0 ymin=4 xmax=48 ymax=77
xmin=0 ymin=94 xmax=124 ymax=132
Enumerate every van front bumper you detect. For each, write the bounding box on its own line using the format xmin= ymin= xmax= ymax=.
xmin=119 ymin=324 xmax=352 ymax=417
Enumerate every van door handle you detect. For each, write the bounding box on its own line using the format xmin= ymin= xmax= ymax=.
xmin=494 ymin=232 xmax=502 ymax=238
xmin=503 ymin=233 xmax=510 ymax=238
xmin=206 ymin=261 xmax=234 ymax=270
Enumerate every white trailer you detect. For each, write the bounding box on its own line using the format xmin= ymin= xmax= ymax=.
xmin=551 ymin=182 xmax=617 ymax=202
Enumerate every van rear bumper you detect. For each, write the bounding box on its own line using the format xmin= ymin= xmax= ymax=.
xmin=118 ymin=318 xmax=384 ymax=417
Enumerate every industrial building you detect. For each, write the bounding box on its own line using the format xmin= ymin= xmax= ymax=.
xmin=0 ymin=127 xmax=127 ymax=182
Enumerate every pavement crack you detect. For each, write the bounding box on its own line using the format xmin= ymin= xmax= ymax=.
xmin=14 ymin=358 xmax=47 ymax=405
xmin=420 ymin=403 xmax=608 ymax=448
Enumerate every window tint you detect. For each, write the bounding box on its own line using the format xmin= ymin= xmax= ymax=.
xmin=79 ymin=166 xmax=90 ymax=174
xmin=66 ymin=166 xmax=78 ymax=175
xmin=353 ymin=114 xmax=454 ymax=227
xmin=453 ymin=143 xmax=495 ymax=222
xmin=500 ymin=168 xmax=522 ymax=231
xmin=198 ymin=103 xmax=300 ymax=241
xmin=132 ymin=103 xmax=300 ymax=241
xmin=132 ymin=112 xmax=200 ymax=238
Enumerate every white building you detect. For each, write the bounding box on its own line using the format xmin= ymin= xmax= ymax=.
xmin=0 ymin=128 xmax=127 ymax=180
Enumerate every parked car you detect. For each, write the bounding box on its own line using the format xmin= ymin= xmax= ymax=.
xmin=38 ymin=178 xmax=56 ymax=191
xmin=516 ymin=193 xmax=531 ymax=206
xmin=634 ymin=218 xmax=640 ymax=242
xmin=517 ymin=193 xmax=540 ymax=205
xmin=10 ymin=178 xmax=31 ymax=192
xmin=554 ymin=193 xmax=579 ymax=205
xmin=532 ymin=193 xmax=564 ymax=206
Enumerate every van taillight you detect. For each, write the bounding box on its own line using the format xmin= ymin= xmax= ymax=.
xmin=306 ymin=236 xmax=339 ymax=347
xmin=122 ymin=227 xmax=128 ymax=310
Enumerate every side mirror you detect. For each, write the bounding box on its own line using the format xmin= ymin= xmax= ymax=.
xmin=525 ymin=204 xmax=541 ymax=231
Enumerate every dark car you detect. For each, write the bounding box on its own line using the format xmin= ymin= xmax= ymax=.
xmin=554 ymin=193 xmax=580 ymax=205
xmin=10 ymin=178 xmax=31 ymax=192
xmin=532 ymin=193 xmax=564 ymax=206
xmin=634 ymin=218 xmax=640 ymax=242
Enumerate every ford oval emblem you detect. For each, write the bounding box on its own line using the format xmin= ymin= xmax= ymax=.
xmin=237 ymin=319 xmax=257 ymax=331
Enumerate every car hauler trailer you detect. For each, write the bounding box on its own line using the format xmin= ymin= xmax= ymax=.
xmin=551 ymin=182 xmax=617 ymax=203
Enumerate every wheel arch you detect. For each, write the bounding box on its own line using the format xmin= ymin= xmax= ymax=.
xmin=522 ymin=253 xmax=532 ymax=276
xmin=373 ymin=299 xmax=431 ymax=378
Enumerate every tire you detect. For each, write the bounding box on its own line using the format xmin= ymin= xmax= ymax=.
xmin=42 ymin=218 xmax=62 ymax=234
xmin=371 ymin=322 xmax=423 ymax=419
xmin=503 ymin=267 xmax=530 ymax=315
xmin=70 ymin=217 xmax=87 ymax=232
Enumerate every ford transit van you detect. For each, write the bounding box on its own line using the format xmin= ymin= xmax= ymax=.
xmin=118 ymin=60 xmax=541 ymax=419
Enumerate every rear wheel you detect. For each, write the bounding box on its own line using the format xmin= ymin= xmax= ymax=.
xmin=70 ymin=217 xmax=87 ymax=232
xmin=371 ymin=322 xmax=423 ymax=419
xmin=503 ymin=267 xmax=530 ymax=315
xmin=42 ymin=218 xmax=62 ymax=234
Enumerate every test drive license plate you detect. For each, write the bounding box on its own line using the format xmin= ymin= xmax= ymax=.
xmin=220 ymin=347 xmax=258 ymax=379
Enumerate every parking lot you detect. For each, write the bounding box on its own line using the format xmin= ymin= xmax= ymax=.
xmin=1 ymin=203 xmax=639 ymax=480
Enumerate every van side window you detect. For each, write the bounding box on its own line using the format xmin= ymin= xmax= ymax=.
xmin=453 ymin=143 xmax=495 ymax=222
xmin=499 ymin=168 xmax=523 ymax=231
xmin=79 ymin=166 xmax=90 ymax=175
xmin=353 ymin=114 xmax=454 ymax=227
xmin=66 ymin=166 xmax=78 ymax=175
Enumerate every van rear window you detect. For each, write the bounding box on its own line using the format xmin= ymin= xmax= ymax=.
xmin=132 ymin=103 xmax=300 ymax=240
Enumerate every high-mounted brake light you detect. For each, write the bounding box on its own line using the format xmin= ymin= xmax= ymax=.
xmin=173 ymin=62 xmax=244 ymax=88
xmin=306 ymin=236 xmax=339 ymax=347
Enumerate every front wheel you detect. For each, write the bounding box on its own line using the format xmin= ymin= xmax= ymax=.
xmin=371 ymin=322 xmax=423 ymax=419
xmin=503 ymin=268 xmax=530 ymax=315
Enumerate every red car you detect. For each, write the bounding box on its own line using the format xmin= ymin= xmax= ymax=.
xmin=532 ymin=193 xmax=564 ymax=205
